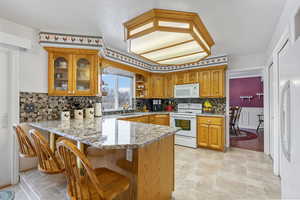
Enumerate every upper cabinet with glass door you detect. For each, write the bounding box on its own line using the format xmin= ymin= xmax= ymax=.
xmin=74 ymin=55 xmax=95 ymax=95
xmin=45 ymin=47 xmax=100 ymax=96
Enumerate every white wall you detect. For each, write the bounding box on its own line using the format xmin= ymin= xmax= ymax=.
xmin=238 ymin=107 xmax=263 ymax=129
xmin=228 ymin=53 xmax=266 ymax=70
xmin=0 ymin=17 xmax=48 ymax=93
xmin=266 ymin=0 xmax=300 ymax=59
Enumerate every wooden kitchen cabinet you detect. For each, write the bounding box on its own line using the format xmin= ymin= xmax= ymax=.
xmin=121 ymin=114 xmax=170 ymax=126
xmin=186 ymin=70 xmax=198 ymax=83
xmin=150 ymin=73 xmax=165 ymax=98
xmin=198 ymin=123 xmax=209 ymax=147
xmin=198 ymin=68 xmax=225 ymax=98
xmin=197 ymin=116 xmax=224 ymax=151
xmin=174 ymin=72 xmax=187 ymax=85
xmin=46 ymin=47 xmax=99 ymax=96
xmin=150 ymin=114 xmax=170 ymax=126
xmin=210 ymin=69 xmax=225 ymax=97
xmin=198 ymin=70 xmax=211 ymax=97
xmin=164 ymin=73 xmax=174 ymax=98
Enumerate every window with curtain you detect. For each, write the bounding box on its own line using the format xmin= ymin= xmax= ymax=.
xmin=102 ymin=73 xmax=133 ymax=111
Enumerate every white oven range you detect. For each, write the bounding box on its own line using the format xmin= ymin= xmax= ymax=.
xmin=170 ymin=103 xmax=202 ymax=148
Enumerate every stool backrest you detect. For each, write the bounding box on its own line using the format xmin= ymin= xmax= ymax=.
xmin=13 ymin=125 xmax=36 ymax=158
xmin=30 ymin=129 xmax=63 ymax=174
xmin=57 ymin=139 xmax=104 ymax=200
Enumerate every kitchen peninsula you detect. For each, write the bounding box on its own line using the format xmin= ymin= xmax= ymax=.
xmin=28 ymin=115 xmax=179 ymax=200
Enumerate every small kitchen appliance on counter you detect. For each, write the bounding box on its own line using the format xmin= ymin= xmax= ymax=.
xmin=170 ymin=103 xmax=202 ymax=148
xmin=60 ymin=111 xmax=70 ymax=121
xmin=85 ymin=108 xmax=95 ymax=119
xmin=95 ymin=103 xmax=102 ymax=117
xmin=152 ymin=99 xmax=163 ymax=112
xmin=74 ymin=109 xmax=83 ymax=120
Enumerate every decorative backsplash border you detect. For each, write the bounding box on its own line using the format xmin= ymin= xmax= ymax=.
xmin=39 ymin=32 xmax=228 ymax=72
xmin=39 ymin=32 xmax=104 ymax=49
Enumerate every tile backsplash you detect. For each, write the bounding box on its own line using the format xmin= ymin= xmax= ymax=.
xmin=136 ymin=98 xmax=226 ymax=114
xmin=20 ymin=92 xmax=226 ymax=122
xmin=20 ymin=92 xmax=101 ymax=122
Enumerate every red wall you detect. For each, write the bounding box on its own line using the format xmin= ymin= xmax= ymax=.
xmin=229 ymin=77 xmax=264 ymax=107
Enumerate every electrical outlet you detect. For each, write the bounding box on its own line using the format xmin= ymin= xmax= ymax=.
xmin=24 ymin=104 xmax=35 ymax=113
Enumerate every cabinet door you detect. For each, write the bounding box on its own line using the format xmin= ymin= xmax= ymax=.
xmin=208 ymin=124 xmax=223 ymax=150
xmin=154 ymin=115 xmax=170 ymax=126
xmin=164 ymin=73 xmax=174 ymax=98
xmin=175 ymin=72 xmax=186 ymax=85
xmin=151 ymin=74 xmax=164 ymax=98
xmin=197 ymin=123 xmax=209 ymax=147
xmin=199 ymin=70 xmax=211 ymax=97
xmin=186 ymin=71 xmax=198 ymax=83
xmin=73 ymin=54 xmax=95 ymax=96
xmin=49 ymin=52 xmax=73 ymax=96
xmin=211 ymin=69 xmax=224 ymax=97
xmin=137 ymin=116 xmax=149 ymax=123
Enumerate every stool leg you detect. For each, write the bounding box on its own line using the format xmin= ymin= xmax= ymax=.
xmin=77 ymin=142 xmax=85 ymax=174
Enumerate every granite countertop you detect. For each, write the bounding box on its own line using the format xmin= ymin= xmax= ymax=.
xmin=28 ymin=116 xmax=179 ymax=150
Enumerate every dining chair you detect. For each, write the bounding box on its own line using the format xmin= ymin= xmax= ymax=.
xmin=30 ymin=129 xmax=64 ymax=174
xmin=57 ymin=139 xmax=130 ymax=200
xmin=234 ymin=106 xmax=242 ymax=135
xmin=229 ymin=107 xmax=236 ymax=135
xmin=13 ymin=125 xmax=36 ymax=158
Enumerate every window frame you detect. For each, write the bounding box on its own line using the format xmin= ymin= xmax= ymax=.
xmin=102 ymin=73 xmax=134 ymax=111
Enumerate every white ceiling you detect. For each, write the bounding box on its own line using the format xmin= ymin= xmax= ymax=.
xmin=0 ymin=0 xmax=286 ymax=58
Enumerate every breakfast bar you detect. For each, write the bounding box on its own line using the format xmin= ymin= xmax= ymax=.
xmin=28 ymin=116 xmax=179 ymax=200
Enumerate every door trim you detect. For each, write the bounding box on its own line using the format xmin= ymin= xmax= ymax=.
xmin=227 ymin=67 xmax=265 ymax=149
xmin=0 ymin=46 xmax=20 ymax=185
xmin=0 ymin=32 xmax=31 ymax=185
xmin=271 ymin=28 xmax=290 ymax=176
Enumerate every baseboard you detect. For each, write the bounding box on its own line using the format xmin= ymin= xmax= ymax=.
xmin=0 ymin=184 xmax=12 ymax=190
xmin=239 ymin=126 xmax=257 ymax=130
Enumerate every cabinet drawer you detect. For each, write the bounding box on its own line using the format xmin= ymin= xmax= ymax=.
xmin=198 ymin=117 xmax=224 ymax=125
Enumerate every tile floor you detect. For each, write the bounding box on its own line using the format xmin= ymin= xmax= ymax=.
xmin=173 ymin=146 xmax=280 ymax=200
xmin=2 ymin=146 xmax=281 ymax=200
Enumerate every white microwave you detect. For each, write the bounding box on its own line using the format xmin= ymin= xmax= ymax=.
xmin=174 ymin=84 xmax=200 ymax=98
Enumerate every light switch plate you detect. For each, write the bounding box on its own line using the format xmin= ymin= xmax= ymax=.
xmin=126 ymin=149 xmax=133 ymax=162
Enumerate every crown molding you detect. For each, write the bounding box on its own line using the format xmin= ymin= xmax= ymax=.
xmin=39 ymin=32 xmax=228 ymax=72
xmin=0 ymin=31 xmax=31 ymax=49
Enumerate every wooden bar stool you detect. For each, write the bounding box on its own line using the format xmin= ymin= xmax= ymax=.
xmin=57 ymin=139 xmax=130 ymax=200
xmin=13 ymin=125 xmax=36 ymax=158
xmin=30 ymin=129 xmax=64 ymax=174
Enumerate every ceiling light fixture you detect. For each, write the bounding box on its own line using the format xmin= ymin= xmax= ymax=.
xmin=123 ymin=9 xmax=215 ymax=65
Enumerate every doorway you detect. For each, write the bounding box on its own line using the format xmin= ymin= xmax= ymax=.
xmin=229 ymin=70 xmax=264 ymax=152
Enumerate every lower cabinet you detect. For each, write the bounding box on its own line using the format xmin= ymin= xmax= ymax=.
xmin=197 ymin=116 xmax=224 ymax=151
xmin=149 ymin=114 xmax=170 ymax=126
xmin=120 ymin=114 xmax=170 ymax=126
